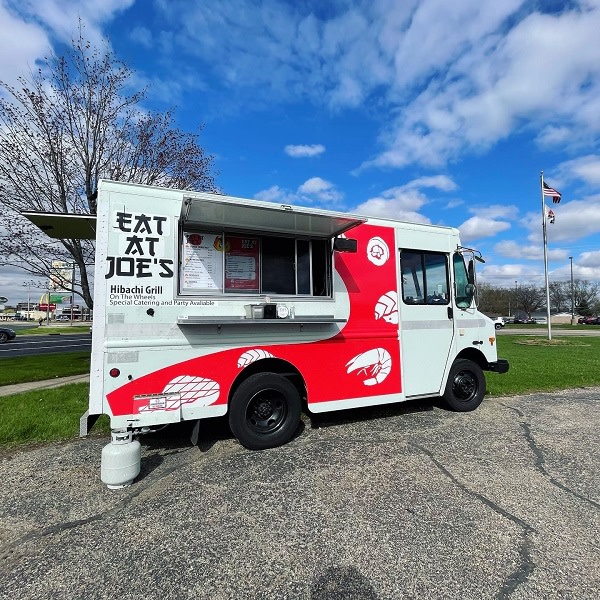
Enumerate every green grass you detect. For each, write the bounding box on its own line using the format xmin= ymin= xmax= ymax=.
xmin=1 ymin=336 xmax=599 ymax=448
xmin=15 ymin=325 xmax=91 ymax=335
xmin=0 ymin=352 xmax=90 ymax=386
xmin=487 ymin=335 xmax=600 ymax=396
xmin=0 ymin=383 xmax=110 ymax=446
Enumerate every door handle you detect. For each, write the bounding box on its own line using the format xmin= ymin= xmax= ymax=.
xmin=447 ymin=306 xmax=453 ymax=320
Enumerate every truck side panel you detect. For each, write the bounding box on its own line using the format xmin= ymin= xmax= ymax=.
xmin=102 ymin=223 xmax=404 ymax=426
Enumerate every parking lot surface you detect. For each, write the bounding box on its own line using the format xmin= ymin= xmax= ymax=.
xmin=0 ymin=388 xmax=598 ymax=599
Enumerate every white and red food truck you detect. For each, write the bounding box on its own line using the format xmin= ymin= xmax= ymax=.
xmin=26 ymin=180 xmax=508 ymax=482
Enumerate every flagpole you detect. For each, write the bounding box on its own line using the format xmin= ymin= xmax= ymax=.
xmin=540 ymin=170 xmax=552 ymax=340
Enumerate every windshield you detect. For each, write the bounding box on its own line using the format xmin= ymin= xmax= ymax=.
xmin=453 ymin=252 xmax=475 ymax=309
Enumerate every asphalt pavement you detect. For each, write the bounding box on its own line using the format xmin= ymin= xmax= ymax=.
xmin=0 ymin=388 xmax=598 ymax=599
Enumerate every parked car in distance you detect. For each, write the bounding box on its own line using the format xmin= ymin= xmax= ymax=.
xmin=0 ymin=326 xmax=16 ymax=344
xmin=578 ymin=315 xmax=598 ymax=324
xmin=513 ymin=316 xmax=536 ymax=324
xmin=55 ymin=315 xmax=70 ymax=321
xmin=493 ymin=317 xmax=505 ymax=329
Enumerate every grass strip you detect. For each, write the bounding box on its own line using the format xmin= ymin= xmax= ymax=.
xmin=487 ymin=335 xmax=600 ymax=395
xmin=0 ymin=383 xmax=110 ymax=446
xmin=0 ymin=352 xmax=90 ymax=386
xmin=13 ymin=325 xmax=91 ymax=336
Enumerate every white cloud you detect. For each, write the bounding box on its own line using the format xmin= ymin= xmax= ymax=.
xmin=255 ymin=177 xmax=343 ymax=206
xmin=469 ymin=204 xmax=519 ymax=220
xmin=556 ymin=155 xmax=600 ymax=187
xmin=354 ymin=193 xmax=431 ymax=224
xmin=0 ymin=3 xmax=49 ymax=87
xmin=402 ymin=175 xmax=457 ymax=192
xmin=130 ymin=26 xmax=152 ymax=48
xmin=523 ymin=195 xmax=600 ymax=243
xmin=0 ymin=0 xmax=135 ymax=89
xmin=478 ymin=263 xmax=543 ymax=286
xmin=494 ymin=240 xmax=567 ymax=262
xmin=458 ymin=216 xmax=511 ymax=243
xmin=284 ymin=144 xmax=325 ymax=158
xmin=578 ymin=250 xmax=600 ymax=268
xmin=352 ymin=174 xmax=460 ymax=222
xmin=253 ymin=185 xmax=290 ymax=203
xmin=535 ymin=125 xmax=572 ymax=147
xmin=298 ymin=177 xmax=343 ymax=203
xmin=145 ymin=1 xmax=600 ymax=172
xmin=360 ymin=2 xmax=600 ymax=169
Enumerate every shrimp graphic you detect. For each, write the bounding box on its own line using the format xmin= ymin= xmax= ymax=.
xmin=237 ymin=349 xmax=275 ymax=368
xmin=374 ymin=291 xmax=398 ymax=324
xmin=346 ymin=348 xmax=392 ymax=386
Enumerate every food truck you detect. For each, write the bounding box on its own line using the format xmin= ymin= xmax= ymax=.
xmin=25 ymin=180 xmax=508 ymax=485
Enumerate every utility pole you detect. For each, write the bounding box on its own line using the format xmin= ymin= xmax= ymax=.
xmin=22 ymin=282 xmax=31 ymax=320
xmin=570 ymin=256 xmax=575 ymax=325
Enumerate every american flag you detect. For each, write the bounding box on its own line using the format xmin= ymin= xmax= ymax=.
xmin=542 ymin=182 xmax=561 ymax=204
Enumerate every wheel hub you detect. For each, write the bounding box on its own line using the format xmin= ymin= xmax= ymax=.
xmin=454 ymin=371 xmax=476 ymax=400
xmin=247 ymin=390 xmax=286 ymax=433
xmin=255 ymin=399 xmax=273 ymax=419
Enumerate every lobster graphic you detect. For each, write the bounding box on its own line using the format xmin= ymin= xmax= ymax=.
xmin=346 ymin=348 xmax=392 ymax=386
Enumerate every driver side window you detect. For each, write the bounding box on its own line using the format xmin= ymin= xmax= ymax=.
xmin=401 ymin=250 xmax=449 ymax=305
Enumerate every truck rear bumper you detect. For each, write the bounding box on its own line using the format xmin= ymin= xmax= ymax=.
xmin=487 ymin=359 xmax=509 ymax=373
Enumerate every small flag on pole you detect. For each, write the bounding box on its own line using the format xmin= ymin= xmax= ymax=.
xmin=547 ymin=208 xmax=555 ymax=224
xmin=542 ymin=182 xmax=561 ymax=203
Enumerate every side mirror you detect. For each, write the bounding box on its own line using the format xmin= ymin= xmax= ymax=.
xmin=333 ymin=237 xmax=357 ymax=253
xmin=467 ymin=260 xmax=475 ymax=284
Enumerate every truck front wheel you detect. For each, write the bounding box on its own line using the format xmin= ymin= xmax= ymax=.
xmin=229 ymin=373 xmax=301 ymax=450
xmin=443 ymin=359 xmax=485 ymax=412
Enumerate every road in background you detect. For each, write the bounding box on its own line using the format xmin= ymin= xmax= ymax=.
xmin=0 ymin=333 xmax=91 ymax=357
xmin=497 ymin=327 xmax=600 ymax=336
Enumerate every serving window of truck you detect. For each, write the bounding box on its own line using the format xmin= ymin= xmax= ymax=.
xmin=179 ymin=196 xmax=361 ymax=297
xmin=180 ymin=232 xmax=331 ymax=296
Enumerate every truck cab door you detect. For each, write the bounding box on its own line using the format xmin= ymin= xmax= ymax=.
xmin=399 ymin=250 xmax=454 ymax=397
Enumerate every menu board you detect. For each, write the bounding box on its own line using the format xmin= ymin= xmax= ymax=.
xmin=181 ymin=232 xmax=224 ymax=291
xmin=225 ymin=236 xmax=259 ymax=291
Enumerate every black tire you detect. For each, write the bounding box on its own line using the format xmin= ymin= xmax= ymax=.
xmin=0 ymin=332 xmax=8 ymax=344
xmin=443 ymin=359 xmax=485 ymax=412
xmin=494 ymin=323 xmax=502 ymax=329
xmin=229 ymin=373 xmax=301 ymax=450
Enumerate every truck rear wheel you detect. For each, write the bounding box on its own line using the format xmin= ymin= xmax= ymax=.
xmin=229 ymin=373 xmax=301 ymax=450
xmin=443 ymin=359 xmax=485 ymax=412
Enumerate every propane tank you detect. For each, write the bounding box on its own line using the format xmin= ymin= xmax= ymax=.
xmin=101 ymin=429 xmax=141 ymax=489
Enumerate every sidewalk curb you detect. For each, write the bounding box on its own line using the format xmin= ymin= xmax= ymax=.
xmin=0 ymin=374 xmax=90 ymax=397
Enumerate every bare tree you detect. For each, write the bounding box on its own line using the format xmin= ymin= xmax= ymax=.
xmin=514 ymin=284 xmax=546 ymax=318
xmin=573 ymin=280 xmax=600 ymax=315
xmin=549 ymin=281 xmax=569 ymax=313
xmin=477 ymin=283 xmax=513 ymax=316
xmin=0 ymin=26 xmax=217 ymax=309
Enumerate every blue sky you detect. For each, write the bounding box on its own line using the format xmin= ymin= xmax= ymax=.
xmin=1 ymin=0 xmax=600 ymax=304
